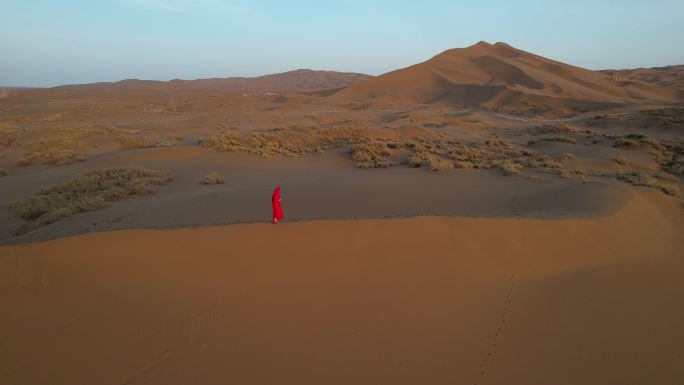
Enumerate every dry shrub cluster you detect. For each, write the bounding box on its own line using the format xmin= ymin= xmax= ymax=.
xmin=351 ymin=140 xmax=392 ymax=168
xmin=198 ymin=127 xmax=683 ymax=191
xmin=445 ymin=139 xmax=564 ymax=175
xmin=616 ymin=170 xmax=679 ymax=196
xmin=0 ymin=124 xmax=22 ymax=147
xmin=16 ymin=126 xmax=103 ymax=167
xmin=584 ymin=131 xmax=683 ymax=179
xmin=527 ymin=136 xmax=578 ymax=145
xmin=202 ymin=172 xmax=224 ymax=185
xmin=613 ymin=138 xmax=640 ymax=149
xmin=398 ymin=138 xmax=571 ymax=175
xmin=105 ymin=127 xmax=173 ymax=149
xmin=560 ymin=167 xmax=587 ymax=180
xmin=524 ymin=124 xmax=601 ymax=137
xmin=636 ymin=135 xmax=684 ymax=176
xmin=199 ymin=127 xmax=367 ymax=158
xmin=19 ymin=137 xmax=86 ymax=166
xmin=642 ymin=107 xmax=684 ymax=127
xmin=408 ymin=144 xmax=454 ymax=171
xmin=610 ymin=134 xmax=684 ymax=176
xmin=499 ymin=160 xmax=523 ymax=175
xmin=9 ymin=167 xmax=173 ymax=235
xmin=615 ymin=156 xmax=629 ymax=166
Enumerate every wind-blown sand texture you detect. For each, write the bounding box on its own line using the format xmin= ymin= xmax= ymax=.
xmin=1 ymin=190 xmax=683 ymax=385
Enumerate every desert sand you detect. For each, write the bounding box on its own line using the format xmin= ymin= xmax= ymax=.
xmin=1 ymin=189 xmax=683 ymax=385
xmin=1 ymin=41 xmax=683 ymax=384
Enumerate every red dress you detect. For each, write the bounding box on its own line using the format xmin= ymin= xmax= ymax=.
xmin=272 ymin=187 xmax=284 ymax=223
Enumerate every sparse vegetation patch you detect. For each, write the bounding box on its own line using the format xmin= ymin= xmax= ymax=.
xmin=500 ymin=160 xmax=523 ymax=175
xmin=202 ymin=172 xmax=224 ymax=185
xmin=105 ymin=127 xmax=174 ymax=149
xmin=351 ymin=140 xmax=393 ymax=168
xmin=613 ymin=138 xmax=640 ymax=149
xmin=524 ymin=124 xmax=601 ymax=137
xmin=0 ymin=124 xmax=22 ymax=147
xmin=19 ymin=137 xmax=86 ymax=166
xmin=527 ymin=136 xmax=577 ymax=145
xmin=9 ymin=167 xmax=173 ymax=235
xmin=616 ymin=170 xmax=679 ymax=196
xmin=199 ymin=127 xmax=367 ymax=158
xmin=615 ymin=156 xmax=629 ymax=166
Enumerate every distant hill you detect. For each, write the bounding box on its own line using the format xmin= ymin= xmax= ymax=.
xmin=336 ymin=41 xmax=683 ymax=114
xmin=53 ymin=69 xmax=373 ymax=94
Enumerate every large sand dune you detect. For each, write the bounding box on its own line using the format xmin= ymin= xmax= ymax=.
xmin=1 ymin=190 xmax=683 ymax=385
xmin=337 ymin=41 xmax=682 ymax=113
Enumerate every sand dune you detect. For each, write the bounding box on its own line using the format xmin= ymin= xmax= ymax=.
xmin=1 ymin=189 xmax=683 ymax=385
xmin=337 ymin=41 xmax=682 ymax=113
xmin=51 ymin=69 xmax=372 ymax=94
xmin=601 ymin=64 xmax=684 ymax=91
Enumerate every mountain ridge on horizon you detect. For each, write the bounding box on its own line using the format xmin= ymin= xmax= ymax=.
xmin=50 ymin=68 xmax=373 ymax=94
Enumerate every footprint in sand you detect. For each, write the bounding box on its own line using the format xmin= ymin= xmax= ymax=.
xmin=477 ymin=273 xmax=517 ymax=378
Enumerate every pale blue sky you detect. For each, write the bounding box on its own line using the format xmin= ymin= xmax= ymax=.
xmin=1 ymin=0 xmax=683 ymax=87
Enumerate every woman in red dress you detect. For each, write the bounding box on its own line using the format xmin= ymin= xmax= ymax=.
xmin=272 ymin=187 xmax=284 ymax=223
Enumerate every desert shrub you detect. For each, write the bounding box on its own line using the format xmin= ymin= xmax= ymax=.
xmin=615 ymin=156 xmax=629 ymax=166
xmin=407 ymin=150 xmax=430 ymax=168
xmin=613 ymin=138 xmax=640 ymax=149
xmin=556 ymin=167 xmax=586 ymax=179
xmin=20 ymin=137 xmax=86 ymax=166
xmin=525 ymin=124 xmax=572 ymax=136
xmin=666 ymin=158 xmax=684 ymax=175
xmin=527 ymin=136 xmax=577 ymax=145
xmin=603 ymin=134 xmax=683 ymax=175
xmin=105 ymin=127 xmax=172 ymax=149
xmin=616 ymin=170 xmax=679 ymax=196
xmin=560 ymin=153 xmax=576 ymax=161
xmin=117 ymin=135 xmax=155 ymax=148
xmin=524 ymin=124 xmax=601 ymax=137
xmin=454 ymin=160 xmax=474 ymax=169
xmin=642 ymin=107 xmax=684 ymax=126
xmin=407 ymin=147 xmax=453 ymax=172
xmin=428 ymin=157 xmax=455 ymax=172
xmin=654 ymin=171 xmax=679 ymax=183
xmin=640 ymin=137 xmax=684 ymax=176
xmin=527 ymin=155 xmax=562 ymax=170
xmin=446 ymin=140 xmax=528 ymax=169
xmin=9 ymin=167 xmax=173 ymax=235
xmin=202 ymin=172 xmax=224 ymax=185
xmin=499 ymin=160 xmax=523 ymax=175
xmin=0 ymin=124 xmax=22 ymax=147
xmin=351 ymin=140 xmax=392 ymax=168
xmin=200 ymin=127 xmax=367 ymax=158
